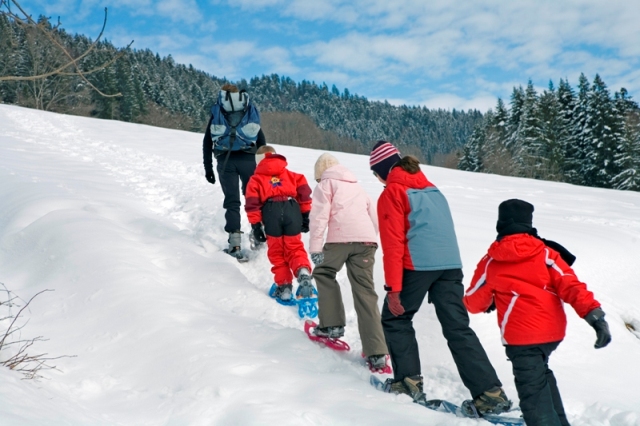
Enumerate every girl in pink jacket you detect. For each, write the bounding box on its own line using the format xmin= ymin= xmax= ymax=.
xmin=309 ymin=153 xmax=389 ymax=372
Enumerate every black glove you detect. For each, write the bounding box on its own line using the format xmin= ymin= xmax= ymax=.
xmin=484 ymin=300 xmax=496 ymax=314
xmin=205 ymin=170 xmax=216 ymax=184
xmin=301 ymin=212 xmax=310 ymax=233
xmin=585 ymin=308 xmax=612 ymax=349
xmin=251 ymin=223 xmax=267 ymax=243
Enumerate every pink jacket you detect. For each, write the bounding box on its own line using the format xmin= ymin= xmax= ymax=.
xmin=309 ymin=164 xmax=378 ymax=253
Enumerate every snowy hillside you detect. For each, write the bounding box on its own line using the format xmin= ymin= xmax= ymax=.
xmin=0 ymin=104 xmax=639 ymax=425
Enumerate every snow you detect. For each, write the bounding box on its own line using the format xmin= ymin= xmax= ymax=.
xmin=0 ymin=103 xmax=639 ymax=425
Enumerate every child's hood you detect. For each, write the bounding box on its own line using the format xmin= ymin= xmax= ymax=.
xmin=255 ymin=153 xmax=287 ymax=175
xmin=487 ymin=233 xmax=545 ymax=262
xmin=320 ymin=164 xmax=357 ymax=183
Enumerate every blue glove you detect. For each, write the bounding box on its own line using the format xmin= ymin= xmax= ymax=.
xmin=311 ymin=252 xmax=324 ymax=265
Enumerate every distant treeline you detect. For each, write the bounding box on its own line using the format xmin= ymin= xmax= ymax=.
xmin=458 ymin=75 xmax=640 ymax=191
xmin=0 ymin=15 xmax=480 ymax=164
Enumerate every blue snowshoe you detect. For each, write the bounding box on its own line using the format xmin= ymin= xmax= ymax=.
xmin=295 ymin=272 xmax=318 ymax=319
xmin=269 ymin=283 xmax=296 ymax=306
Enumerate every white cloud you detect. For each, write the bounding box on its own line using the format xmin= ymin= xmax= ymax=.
xmin=417 ymin=93 xmax=498 ymax=112
xmin=262 ymin=0 xmax=640 ymax=93
xmin=194 ymin=41 xmax=299 ymax=80
xmin=157 ymin=0 xmax=202 ymax=24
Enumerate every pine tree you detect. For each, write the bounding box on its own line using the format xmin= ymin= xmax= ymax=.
xmin=458 ymin=123 xmax=485 ymax=172
xmin=582 ymin=74 xmax=620 ymax=188
xmin=514 ymin=80 xmax=543 ymax=178
xmin=612 ymin=111 xmax=640 ymax=191
xmin=566 ymin=74 xmax=591 ymax=185
xmin=507 ymin=86 xmax=525 ymax=148
xmin=557 ymin=78 xmax=576 ymax=182
xmin=538 ymin=81 xmax=564 ymax=180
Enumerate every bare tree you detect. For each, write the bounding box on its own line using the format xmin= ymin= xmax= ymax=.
xmin=0 ymin=0 xmax=133 ymax=109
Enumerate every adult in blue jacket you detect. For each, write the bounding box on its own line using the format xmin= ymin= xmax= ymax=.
xmin=203 ymin=84 xmax=265 ymax=257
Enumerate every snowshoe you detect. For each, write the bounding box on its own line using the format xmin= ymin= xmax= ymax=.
xmin=304 ymin=320 xmax=350 ymax=351
xmin=295 ymin=287 xmax=318 ymax=318
xmin=370 ymin=375 xmax=524 ymax=425
xmin=365 ymin=353 xmax=392 ymax=374
xmin=268 ymin=283 xmax=296 ymax=306
xmin=295 ymin=271 xmax=318 ymax=318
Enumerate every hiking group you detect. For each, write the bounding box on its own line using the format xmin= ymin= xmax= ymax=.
xmin=203 ymin=84 xmax=612 ymax=425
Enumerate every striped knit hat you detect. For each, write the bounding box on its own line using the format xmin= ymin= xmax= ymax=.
xmin=369 ymin=140 xmax=401 ymax=181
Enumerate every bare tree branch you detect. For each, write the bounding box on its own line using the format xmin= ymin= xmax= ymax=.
xmin=0 ymin=289 xmax=51 ymax=348
xmin=0 ymin=285 xmax=75 ymax=379
xmin=0 ymin=0 xmax=133 ymax=99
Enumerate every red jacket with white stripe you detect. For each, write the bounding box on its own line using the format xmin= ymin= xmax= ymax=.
xmin=463 ymin=233 xmax=600 ymax=346
xmin=244 ymin=153 xmax=312 ymax=225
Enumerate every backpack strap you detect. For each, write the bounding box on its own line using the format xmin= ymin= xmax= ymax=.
xmin=224 ymin=90 xmax=236 ymax=112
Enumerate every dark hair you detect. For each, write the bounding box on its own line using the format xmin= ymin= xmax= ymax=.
xmin=395 ymin=155 xmax=421 ymax=174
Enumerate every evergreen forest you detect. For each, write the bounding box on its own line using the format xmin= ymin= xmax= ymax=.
xmin=458 ymin=76 xmax=640 ymax=191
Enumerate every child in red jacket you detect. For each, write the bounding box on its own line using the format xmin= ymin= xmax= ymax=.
xmin=245 ymin=146 xmax=315 ymax=302
xmin=464 ymin=199 xmax=611 ymax=426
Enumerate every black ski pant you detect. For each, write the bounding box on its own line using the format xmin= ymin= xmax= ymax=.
xmin=381 ymin=269 xmax=502 ymax=398
xmin=505 ymin=342 xmax=569 ymax=426
xmin=216 ymin=152 xmax=256 ymax=233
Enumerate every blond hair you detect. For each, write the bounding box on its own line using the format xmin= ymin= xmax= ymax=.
xmin=256 ymin=145 xmax=275 ymax=155
xmin=256 ymin=145 xmax=275 ymax=164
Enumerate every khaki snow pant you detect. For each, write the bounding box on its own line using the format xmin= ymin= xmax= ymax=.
xmin=312 ymin=243 xmax=388 ymax=357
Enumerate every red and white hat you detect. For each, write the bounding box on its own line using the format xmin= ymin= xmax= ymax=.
xmin=370 ymin=141 xmax=401 ymax=180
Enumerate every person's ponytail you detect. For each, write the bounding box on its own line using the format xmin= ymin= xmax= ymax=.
xmin=396 ymin=155 xmax=421 ymax=174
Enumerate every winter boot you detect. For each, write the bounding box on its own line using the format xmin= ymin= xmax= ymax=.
xmin=402 ymin=375 xmax=428 ymax=405
xmin=313 ymin=325 xmax=345 ymax=339
xmin=384 ymin=375 xmax=427 ymax=405
xmin=384 ymin=378 xmax=410 ymax=396
xmin=226 ymin=231 xmax=244 ymax=259
xmin=273 ymin=284 xmax=293 ymax=302
xmin=471 ymin=387 xmax=512 ymax=415
xmin=367 ymin=354 xmax=389 ymax=370
xmin=296 ymin=268 xmax=316 ymax=299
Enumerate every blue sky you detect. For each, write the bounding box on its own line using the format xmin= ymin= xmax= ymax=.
xmin=25 ymin=0 xmax=640 ymax=112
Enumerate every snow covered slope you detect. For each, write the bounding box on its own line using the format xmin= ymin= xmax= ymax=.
xmin=0 ymin=104 xmax=639 ymax=425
